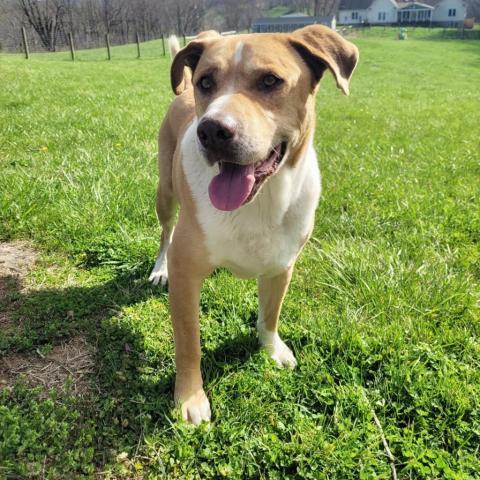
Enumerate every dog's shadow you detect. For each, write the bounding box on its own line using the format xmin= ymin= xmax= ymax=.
xmin=1 ymin=267 xmax=258 ymax=460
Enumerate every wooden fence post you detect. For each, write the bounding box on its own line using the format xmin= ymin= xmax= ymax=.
xmin=136 ymin=32 xmax=141 ymax=58
xmin=161 ymin=34 xmax=166 ymax=56
xmin=105 ymin=33 xmax=111 ymax=60
xmin=21 ymin=27 xmax=29 ymax=59
xmin=68 ymin=32 xmax=75 ymax=61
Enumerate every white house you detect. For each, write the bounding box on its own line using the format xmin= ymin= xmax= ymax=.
xmin=338 ymin=0 xmax=466 ymax=26
xmin=369 ymin=0 xmax=399 ymax=23
xmin=430 ymin=0 xmax=466 ymax=25
xmin=338 ymin=0 xmax=372 ymax=24
xmin=396 ymin=2 xmax=435 ymax=23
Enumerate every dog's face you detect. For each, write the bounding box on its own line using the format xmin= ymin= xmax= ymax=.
xmin=171 ymin=27 xmax=358 ymax=211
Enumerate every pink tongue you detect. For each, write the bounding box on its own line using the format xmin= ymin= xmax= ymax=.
xmin=208 ymin=162 xmax=255 ymax=211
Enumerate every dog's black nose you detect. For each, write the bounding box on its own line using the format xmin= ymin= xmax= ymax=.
xmin=197 ymin=118 xmax=236 ymax=151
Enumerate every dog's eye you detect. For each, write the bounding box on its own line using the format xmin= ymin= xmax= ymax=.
xmin=197 ymin=75 xmax=214 ymax=92
xmin=261 ymin=74 xmax=282 ymax=90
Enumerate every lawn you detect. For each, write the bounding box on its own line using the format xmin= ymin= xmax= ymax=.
xmin=1 ymin=32 xmax=479 ymax=479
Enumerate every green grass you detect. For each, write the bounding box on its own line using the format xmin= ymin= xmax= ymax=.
xmin=342 ymin=25 xmax=480 ymax=41
xmin=1 ymin=33 xmax=479 ymax=478
xmin=265 ymin=6 xmax=296 ymax=17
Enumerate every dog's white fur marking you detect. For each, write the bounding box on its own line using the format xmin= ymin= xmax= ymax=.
xmin=204 ymin=89 xmax=238 ymax=130
xmin=205 ymin=90 xmax=235 ymax=118
xmin=257 ymin=319 xmax=298 ymax=368
xmin=148 ymin=227 xmax=174 ymax=286
xmin=257 ymin=296 xmax=298 ymax=368
xmin=168 ymin=35 xmax=181 ymax=58
xmin=181 ymin=120 xmax=321 ymax=279
xmin=178 ymin=390 xmax=211 ymax=425
xmin=234 ymin=42 xmax=244 ymax=65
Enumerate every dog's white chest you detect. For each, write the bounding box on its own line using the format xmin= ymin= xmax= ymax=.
xmin=181 ymin=122 xmax=321 ymax=278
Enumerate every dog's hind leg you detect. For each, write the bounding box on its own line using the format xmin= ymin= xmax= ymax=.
xmin=149 ymin=124 xmax=177 ymax=287
xmin=257 ymin=266 xmax=297 ymax=369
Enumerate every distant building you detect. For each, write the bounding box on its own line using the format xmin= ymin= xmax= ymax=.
xmin=396 ymin=2 xmax=435 ymax=24
xmin=252 ymin=13 xmax=337 ymax=33
xmin=338 ymin=0 xmax=466 ymax=26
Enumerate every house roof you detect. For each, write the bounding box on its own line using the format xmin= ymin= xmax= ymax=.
xmin=338 ymin=0 xmax=374 ymax=10
xmin=409 ymin=0 xmax=442 ymax=5
xmin=339 ymin=0 xmax=441 ymax=8
xmin=397 ymin=1 xmax=434 ymax=8
xmin=253 ymin=15 xmax=335 ymax=25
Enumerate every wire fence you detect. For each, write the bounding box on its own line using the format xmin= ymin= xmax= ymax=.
xmin=339 ymin=24 xmax=480 ymax=40
xmin=3 ymin=23 xmax=479 ymax=62
xmin=2 ymin=21 xmax=166 ymax=51
xmin=2 ymin=26 xmax=191 ymax=61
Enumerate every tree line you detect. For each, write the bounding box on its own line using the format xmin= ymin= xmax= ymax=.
xmin=1 ymin=0 xmax=206 ymax=51
xmin=2 ymin=0 xmax=478 ymax=53
xmin=0 ymin=0 xmax=347 ymax=52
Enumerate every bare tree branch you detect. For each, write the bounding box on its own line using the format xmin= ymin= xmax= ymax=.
xmin=17 ymin=0 xmax=66 ymax=51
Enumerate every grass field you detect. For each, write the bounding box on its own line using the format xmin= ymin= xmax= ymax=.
xmin=1 ymin=32 xmax=479 ymax=479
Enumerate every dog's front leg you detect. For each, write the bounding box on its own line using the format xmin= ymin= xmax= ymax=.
xmin=257 ymin=266 xmax=297 ymax=369
xmin=168 ymin=231 xmax=213 ymax=425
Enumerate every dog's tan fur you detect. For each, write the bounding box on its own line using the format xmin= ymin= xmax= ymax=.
xmin=151 ymin=26 xmax=358 ymax=424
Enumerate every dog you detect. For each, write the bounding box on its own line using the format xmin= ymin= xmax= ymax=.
xmin=149 ymin=26 xmax=359 ymax=425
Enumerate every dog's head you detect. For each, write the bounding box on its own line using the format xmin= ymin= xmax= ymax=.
xmin=171 ymin=26 xmax=359 ymax=211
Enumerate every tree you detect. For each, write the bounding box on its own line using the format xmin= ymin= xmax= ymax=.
xmin=466 ymin=0 xmax=480 ymax=18
xmin=313 ymin=0 xmax=340 ymax=16
xmin=99 ymin=0 xmax=126 ymax=34
xmin=222 ymin=0 xmax=258 ymax=31
xmin=17 ymin=0 xmax=66 ymax=51
xmin=164 ymin=0 xmax=206 ymax=36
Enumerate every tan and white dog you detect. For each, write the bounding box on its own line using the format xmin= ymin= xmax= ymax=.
xmin=149 ymin=26 xmax=359 ymax=425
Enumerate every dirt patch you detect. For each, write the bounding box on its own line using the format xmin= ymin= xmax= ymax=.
xmin=0 ymin=242 xmax=95 ymax=395
xmin=0 ymin=241 xmax=37 ymax=332
xmin=0 ymin=336 xmax=95 ymax=395
xmin=0 ymin=241 xmax=38 ymax=279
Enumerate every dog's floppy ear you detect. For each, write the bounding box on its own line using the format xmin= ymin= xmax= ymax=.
xmin=171 ymin=31 xmax=220 ymax=96
xmin=171 ymin=41 xmax=205 ymax=95
xmin=289 ymin=25 xmax=359 ymax=95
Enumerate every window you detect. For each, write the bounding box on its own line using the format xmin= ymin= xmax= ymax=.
xmin=378 ymin=11 xmax=386 ymax=20
xmin=352 ymin=11 xmax=359 ymax=19
xmin=448 ymin=8 xmax=456 ymax=16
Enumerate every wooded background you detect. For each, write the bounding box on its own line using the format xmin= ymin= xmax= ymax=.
xmin=1 ymin=0 xmax=479 ymax=53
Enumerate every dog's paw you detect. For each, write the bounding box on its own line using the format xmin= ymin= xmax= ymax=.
xmin=148 ymin=258 xmax=168 ymax=287
xmin=259 ymin=330 xmax=297 ymax=369
xmin=177 ymin=389 xmax=211 ymax=425
xmin=268 ymin=339 xmax=297 ymax=369
xmin=148 ymin=269 xmax=168 ymax=287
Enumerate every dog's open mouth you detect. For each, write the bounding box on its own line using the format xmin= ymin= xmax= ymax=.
xmin=208 ymin=142 xmax=287 ymax=211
